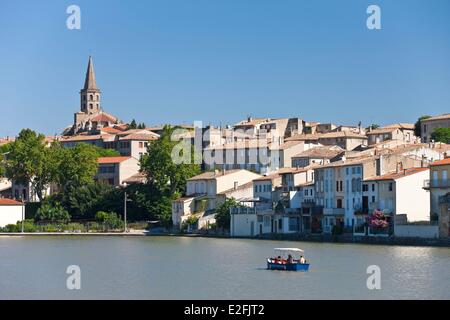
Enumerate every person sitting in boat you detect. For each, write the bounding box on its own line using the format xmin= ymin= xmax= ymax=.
xmin=276 ymin=256 xmax=283 ymax=264
xmin=287 ymin=254 xmax=294 ymax=264
xmin=299 ymin=256 xmax=306 ymax=264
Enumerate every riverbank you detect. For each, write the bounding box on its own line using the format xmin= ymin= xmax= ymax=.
xmin=1 ymin=231 xmax=449 ymax=248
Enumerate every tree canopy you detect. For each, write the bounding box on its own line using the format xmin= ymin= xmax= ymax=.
xmin=4 ymin=129 xmax=51 ymax=201
xmin=140 ymin=125 xmax=200 ymax=225
xmin=215 ymin=198 xmax=242 ymax=230
xmin=431 ymin=127 xmax=450 ymax=144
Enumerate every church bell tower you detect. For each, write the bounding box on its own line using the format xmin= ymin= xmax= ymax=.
xmin=80 ymin=56 xmax=101 ymax=114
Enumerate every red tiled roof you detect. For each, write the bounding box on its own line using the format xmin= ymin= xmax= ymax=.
xmin=0 ymin=198 xmax=23 ymax=205
xmin=101 ymin=127 xmax=122 ymax=134
xmin=98 ymin=156 xmax=131 ymax=164
xmin=119 ymin=133 xmax=158 ymax=141
xmin=430 ymin=158 xmax=450 ymax=166
xmin=91 ymin=113 xmax=117 ymax=123
xmin=365 ymin=167 xmax=429 ymax=181
xmin=421 ymin=114 xmax=450 ymax=122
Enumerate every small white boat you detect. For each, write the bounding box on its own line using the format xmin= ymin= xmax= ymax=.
xmin=267 ymin=248 xmax=310 ymax=271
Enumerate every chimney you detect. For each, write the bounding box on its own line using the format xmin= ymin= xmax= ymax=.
xmin=234 ymin=181 xmax=239 ymax=190
xmin=247 ymin=115 xmax=252 ymax=123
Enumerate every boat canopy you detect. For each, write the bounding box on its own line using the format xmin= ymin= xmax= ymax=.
xmin=274 ymin=248 xmax=304 ymax=253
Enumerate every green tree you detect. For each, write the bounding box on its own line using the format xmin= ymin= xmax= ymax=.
xmin=55 ymin=143 xmax=99 ymax=192
xmin=95 ymin=211 xmax=124 ymax=230
xmin=414 ymin=115 xmax=431 ymax=137
xmin=366 ymin=124 xmax=380 ymax=131
xmin=137 ymin=122 xmax=146 ymax=129
xmin=431 ymin=128 xmax=450 ymax=144
xmin=129 ymin=119 xmax=137 ymax=129
xmin=140 ymin=126 xmax=200 ymax=226
xmin=141 ymin=125 xmax=200 ymax=195
xmin=36 ymin=202 xmax=70 ymax=223
xmin=62 ymin=182 xmax=115 ymax=219
xmin=215 ymin=198 xmax=242 ymax=230
xmin=0 ymin=142 xmax=12 ymax=176
xmin=93 ymin=146 xmax=120 ymax=157
xmin=4 ymin=129 xmax=52 ymax=201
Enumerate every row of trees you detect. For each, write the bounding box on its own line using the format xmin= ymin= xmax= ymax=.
xmin=1 ymin=129 xmax=118 ymax=201
xmin=0 ymin=126 xmax=200 ymax=227
xmin=128 ymin=119 xmax=147 ymax=130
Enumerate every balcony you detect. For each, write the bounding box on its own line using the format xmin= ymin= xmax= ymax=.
xmin=323 ymin=208 xmax=345 ymax=216
xmin=230 ymin=207 xmax=256 ymax=215
xmin=424 ymin=179 xmax=450 ymax=189
xmin=439 ymin=194 xmax=450 ymax=205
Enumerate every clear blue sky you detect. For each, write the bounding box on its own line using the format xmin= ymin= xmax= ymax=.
xmin=0 ymin=0 xmax=449 ymax=136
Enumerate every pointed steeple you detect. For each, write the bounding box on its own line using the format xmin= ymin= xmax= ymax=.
xmin=80 ymin=56 xmax=101 ymax=114
xmin=83 ymin=56 xmax=98 ymax=90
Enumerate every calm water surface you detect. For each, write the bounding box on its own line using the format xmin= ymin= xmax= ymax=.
xmin=0 ymin=236 xmax=449 ymax=299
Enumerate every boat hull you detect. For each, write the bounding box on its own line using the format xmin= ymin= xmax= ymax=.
xmin=267 ymin=261 xmax=310 ymax=271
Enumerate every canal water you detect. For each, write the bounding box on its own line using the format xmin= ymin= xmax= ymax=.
xmin=0 ymin=236 xmax=449 ymax=299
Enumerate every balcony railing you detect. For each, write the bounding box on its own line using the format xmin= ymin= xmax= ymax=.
xmin=323 ymin=208 xmax=345 ymax=215
xmin=230 ymin=207 xmax=256 ymax=215
xmin=424 ymin=179 xmax=450 ymax=188
xmin=439 ymin=194 xmax=450 ymax=204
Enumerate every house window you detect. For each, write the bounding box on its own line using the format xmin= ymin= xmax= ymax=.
xmin=139 ymin=142 xmax=143 ymax=148
xmin=363 ymin=184 xmax=368 ymax=192
xmin=372 ymin=196 xmax=375 ymax=203
xmin=372 ymin=184 xmax=375 ymax=192
xmin=389 ymin=183 xmax=393 ymax=192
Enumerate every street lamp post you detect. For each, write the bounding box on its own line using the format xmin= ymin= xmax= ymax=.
xmin=124 ymin=191 xmax=128 ymax=233
xmin=18 ymin=195 xmax=24 ymax=233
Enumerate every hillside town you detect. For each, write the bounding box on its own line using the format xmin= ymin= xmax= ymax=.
xmin=1 ymin=57 xmax=449 ymax=241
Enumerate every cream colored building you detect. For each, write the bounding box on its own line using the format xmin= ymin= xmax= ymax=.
xmin=172 ymin=169 xmax=261 ymax=228
xmin=366 ymin=124 xmax=416 ymax=145
xmin=203 ymin=139 xmax=308 ymax=174
xmin=421 ymin=114 xmax=450 ymax=143
xmin=61 ymin=129 xmax=159 ymax=159
xmin=0 ymin=198 xmax=24 ymax=227
xmin=364 ymin=167 xmax=430 ymax=222
xmin=95 ymin=156 xmax=140 ymax=186
xmin=286 ymin=131 xmax=367 ymax=151
xmin=426 ymin=157 xmax=450 ymax=238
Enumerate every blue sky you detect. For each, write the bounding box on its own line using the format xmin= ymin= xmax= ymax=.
xmin=0 ymin=0 xmax=449 ymax=136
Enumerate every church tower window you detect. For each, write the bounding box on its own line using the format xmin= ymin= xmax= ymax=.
xmin=90 ymin=103 xmax=93 ymax=109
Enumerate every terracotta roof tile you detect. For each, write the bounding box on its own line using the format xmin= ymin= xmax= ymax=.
xmin=98 ymin=156 xmax=131 ymax=164
xmin=430 ymin=158 xmax=450 ymax=166
xmin=0 ymin=198 xmax=23 ymax=205
xmin=364 ymin=167 xmax=428 ymax=181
